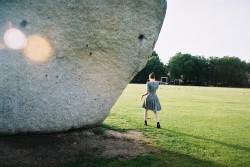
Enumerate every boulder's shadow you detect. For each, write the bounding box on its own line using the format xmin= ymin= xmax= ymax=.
xmin=0 ymin=128 xmax=228 ymax=167
xmin=0 ymin=129 xmax=153 ymax=167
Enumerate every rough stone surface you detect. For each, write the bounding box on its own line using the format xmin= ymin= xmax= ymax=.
xmin=0 ymin=0 xmax=166 ymax=135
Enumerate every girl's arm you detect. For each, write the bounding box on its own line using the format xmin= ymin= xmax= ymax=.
xmin=141 ymin=92 xmax=149 ymax=99
xmin=141 ymin=82 xmax=149 ymax=99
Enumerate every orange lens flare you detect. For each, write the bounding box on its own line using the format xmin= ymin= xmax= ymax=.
xmin=24 ymin=35 xmax=52 ymax=62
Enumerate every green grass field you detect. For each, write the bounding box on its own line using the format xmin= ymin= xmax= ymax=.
xmin=58 ymin=84 xmax=250 ymax=167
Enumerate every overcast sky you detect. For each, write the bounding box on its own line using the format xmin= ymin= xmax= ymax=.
xmin=154 ymin=0 xmax=250 ymax=64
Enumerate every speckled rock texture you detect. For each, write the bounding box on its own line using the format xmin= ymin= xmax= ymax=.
xmin=0 ymin=0 xmax=166 ymax=135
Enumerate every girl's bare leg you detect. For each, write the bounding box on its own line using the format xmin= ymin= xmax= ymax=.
xmin=153 ymin=111 xmax=159 ymax=122
xmin=144 ymin=109 xmax=148 ymax=125
xmin=153 ymin=111 xmax=161 ymax=128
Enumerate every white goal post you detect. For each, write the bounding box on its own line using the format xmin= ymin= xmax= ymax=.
xmin=160 ymin=77 xmax=168 ymax=85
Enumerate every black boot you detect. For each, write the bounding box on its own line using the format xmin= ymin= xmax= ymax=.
xmin=157 ymin=122 xmax=161 ymax=128
xmin=144 ymin=120 xmax=147 ymax=126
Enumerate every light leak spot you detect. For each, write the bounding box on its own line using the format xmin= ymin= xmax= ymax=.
xmin=24 ymin=35 xmax=52 ymax=62
xmin=4 ymin=28 xmax=27 ymax=50
xmin=0 ymin=43 xmax=5 ymax=50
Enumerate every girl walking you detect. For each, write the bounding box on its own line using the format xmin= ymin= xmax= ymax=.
xmin=141 ymin=72 xmax=161 ymax=128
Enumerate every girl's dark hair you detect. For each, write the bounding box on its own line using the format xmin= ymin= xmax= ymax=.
xmin=149 ymin=72 xmax=155 ymax=79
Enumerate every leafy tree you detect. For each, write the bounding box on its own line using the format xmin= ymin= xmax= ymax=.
xmin=215 ymin=56 xmax=248 ymax=87
xmin=207 ymin=57 xmax=220 ymax=86
xmin=247 ymin=62 xmax=250 ymax=87
xmin=131 ymin=51 xmax=167 ymax=83
xmin=168 ymin=53 xmax=208 ymax=85
xmin=168 ymin=52 xmax=183 ymax=79
xmin=247 ymin=62 xmax=250 ymax=73
xmin=192 ymin=56 xmax=209 ymax=85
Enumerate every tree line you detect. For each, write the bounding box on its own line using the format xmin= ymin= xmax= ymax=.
xmin=131 ymin=52 xmax=250 ymax=88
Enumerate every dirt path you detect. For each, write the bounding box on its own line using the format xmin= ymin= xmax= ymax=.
xmin=0 ymin=129 xmax=155 ymax=167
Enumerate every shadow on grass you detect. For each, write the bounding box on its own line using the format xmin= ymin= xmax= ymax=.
xmin=57 ymin=151 xmax=226 ymax=167
xmin=161 ymin=128 xmax=250 ymax=153
xmin=104 ymin=122 xmax=250 ymax=153
xmin=55 ymin=124 xmax=226 ymax=167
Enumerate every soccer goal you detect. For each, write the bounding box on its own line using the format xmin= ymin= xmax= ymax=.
xmin=160 ymin=77 xmax=168 ymax=85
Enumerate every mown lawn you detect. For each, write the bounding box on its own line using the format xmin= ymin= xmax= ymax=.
xmin=58 ymin=84 xmax=250 ymax=167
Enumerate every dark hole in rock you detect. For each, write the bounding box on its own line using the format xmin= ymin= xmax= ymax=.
xmin=138 ymin=34 xmax=144 ymax=40
xmin=20 ymin=20 xmax=27 ymax=28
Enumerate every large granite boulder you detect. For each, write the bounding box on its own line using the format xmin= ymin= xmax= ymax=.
xmin=0 ymin=0 xmax=167 ymax=135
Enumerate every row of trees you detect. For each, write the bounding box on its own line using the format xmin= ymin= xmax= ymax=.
xmin=131 ymin=52 xmax=250 ymax=88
